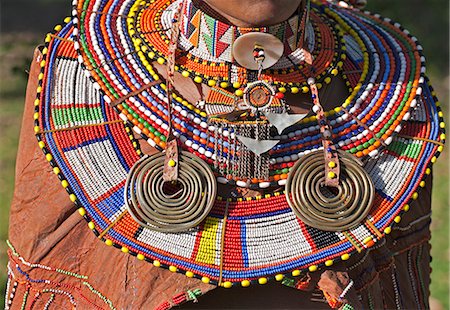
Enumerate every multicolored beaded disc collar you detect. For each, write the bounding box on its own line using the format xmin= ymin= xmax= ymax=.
xmin=34 ymin=0 xmax=445 ymax=286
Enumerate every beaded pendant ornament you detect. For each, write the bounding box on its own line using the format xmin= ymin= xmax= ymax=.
xmin=34 ymin=0 xmax=445 ymax=286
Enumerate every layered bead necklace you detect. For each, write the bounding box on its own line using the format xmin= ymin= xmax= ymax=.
xmin=32 ymin=0 xmax=445 ymax=286
xmin=74 ymin=0 xmax=423 ymax=190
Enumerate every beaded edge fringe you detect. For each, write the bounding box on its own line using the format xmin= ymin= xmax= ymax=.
xmin=33 ymin=14 xmax=446 ymax=287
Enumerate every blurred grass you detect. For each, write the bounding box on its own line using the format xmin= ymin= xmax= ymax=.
xmin=0 ymin=0 xmax=448 ymax=309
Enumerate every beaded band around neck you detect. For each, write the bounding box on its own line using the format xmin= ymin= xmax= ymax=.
xmin=178 ymin=0 xmax=306 ymax=62
xmin=33 ymin=0 xmax=445 ymax=286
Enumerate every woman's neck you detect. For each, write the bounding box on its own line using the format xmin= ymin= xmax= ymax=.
xmin=200 ymin=0 xmax=304 ymax=27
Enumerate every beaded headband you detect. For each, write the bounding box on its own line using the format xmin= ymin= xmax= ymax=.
xmin=34 ymin=0 xmax=445 ymax=287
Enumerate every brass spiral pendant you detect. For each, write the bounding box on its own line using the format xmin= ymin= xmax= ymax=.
xmin=125 ymin=152 xmax=217 ymax=232
xmin=285 ymin=150 xmax=374 ymax=232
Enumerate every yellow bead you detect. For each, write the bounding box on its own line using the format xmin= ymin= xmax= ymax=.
xmin=169 ymin=265 xmax=177 ymax=272
xmin=438 ymin=146 xmax=444 ymax=153
xmin=69 ymin=194 xmax=77 ymax=202
xmin=331 ymin=68 xmax=339 ymax=76
xmin=121 ymin=247 xmax=129 ymax=253
xmin=137 ymin=254 xmax=145 ymax=261
xmin=275 ymin=274 xmax=284 ymax=281
xmin=363 ymin=237 xmax=373 ymax=245
xmin=431 ymin=156 xmax=437 ymax=163
xmin=223 ymin=281 xmax=233 ymax=288
xmin=308 ymin=265 xmax=318 ymax=272
xmin=341 ymin=253 xmax=350 ymax=261
xmin=34 ymin=126 xmax=40 ymax=134
xmin=325 ymin=260 xmax=333 ymax=267
xmin=208 ymin=80 xmax=216 ymax=87
xmin=64 ymin=17 xmax=71 ymax=23
xmin=105 ymin=239 xmax=113 ymax=246
xmin=153 ymin=260 xmax=161 ymax=267
xmin=61 ymin=180 xmax=69 ymax=188
xmin=324 ymin=77 xmax=332 ymax=84
xmin=384 ymin=227 xmax=392 ymax=234
xmin=412 ymin=192 xmax=419 ymax=200
xmin=438 ymin=111 xmax=444 ymax=117
xmin=88 ymin=222 xmax=95 ymax=230
xmin=278 ymin=87 xmax=287 ymax=93
xmin=235 ymin=89 xmax=244 ymax=97
xmin=194 ymin=76 xmax=203 ymax=83
xmin=38 ymin=141 xmax=45 ymax=149
xmin=232 ymin=82 xmax=241 ymax=89
xmin=52 ymin=166 xmax=59 ymax=174
xmin=328 ymin=161 xmax=336 ymax=168
xmin=302 ymin=86 xmax=309 ymax=93
xmin=220 ymin=82 xmax=229 ymax=88
xmin=291 ymin=87 xmax=299 ymax=94
xmin=168 ymin=159 xmax=176 ymax=167
xmin=291 ymin=270 xmax=301 ymax=277
xmin=258 ymin=278 xmax=268 ymax=285
xmin=403 ymin=204 xmax=410 ymax=212
xmin=157 ymin=57 xmax=165 ymax=65
xmin=33 ymin=112 xmax=39 ymax=120
xmin=54 ymin=25 xmax=62 ymax=31
xmin=419 ymin=181 xmax=426 ymax=188
xmin=78 ymin=208 xmax=86 ymax=216
xmin=148 ymin=51 xmax=155 ymax=59
xmin=328 ymin=172 xmax=336 ymax=179
xmin=440 ymin=133 xmax=446 ymax=140
xmin=185 ymin=271 xmax=194 ymax=278
xmin=440 ymin=122 xmax=445 ymax=129
xmin=241 ymin=280 xmax=251 ymax=287
xmin=201 ymin=277 xmax=210 ymax=284
xmin=34 ymin=99 xmax=40 ymax=106
xmin=394 ymin=216 xmax=401 ymax=223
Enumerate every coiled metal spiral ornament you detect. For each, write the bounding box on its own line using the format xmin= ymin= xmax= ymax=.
xmin=285 ymin=150 xmax=374 ymax=232
xmin=125 ymin=152 xmax=217 ymax=233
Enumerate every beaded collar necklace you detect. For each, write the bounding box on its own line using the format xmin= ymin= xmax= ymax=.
xmin=34 ymin=0 xmax=445 ymax=287
xmin=74 ymin=0 xmax=423 ymax=188
xmin=137 ymin=0 xmax=343 ymax=91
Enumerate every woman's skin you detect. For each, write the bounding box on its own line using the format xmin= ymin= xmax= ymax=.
xmin=202 ymin=0 xmax=304 ymax=27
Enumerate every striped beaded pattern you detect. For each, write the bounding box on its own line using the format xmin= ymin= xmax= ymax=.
xmin=34 ymin=4 xmax=445 ymax=285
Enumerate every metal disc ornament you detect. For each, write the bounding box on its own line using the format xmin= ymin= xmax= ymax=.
xmin=125 ymin=151 xmax=217 ymax=233
xmin=285 ymin=150 xmax=375 ymax=232
xmin=232 ymin=33 xmax=284 ymax=70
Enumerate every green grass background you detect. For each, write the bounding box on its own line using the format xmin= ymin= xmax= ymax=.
xmin=1 ymin=0 xmax=448 ymax=308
